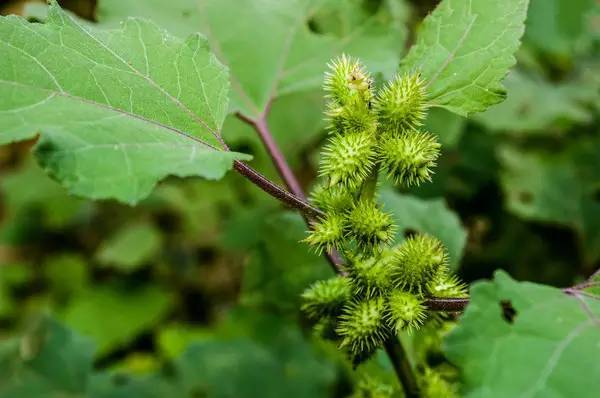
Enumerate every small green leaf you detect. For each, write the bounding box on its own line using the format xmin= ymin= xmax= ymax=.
xmin=380 ymin=189 xmax=467 ymax=270
xmin=400 ymin=0 xmax=529 ymax=116
xmin=61 ymin=284 xmax=173 ymax=355
xmin=445 ymin=271 xmax=600 ymax=397
xmin=96 ymin=221 xmax=162 ymax=272
xmin=0 ymin=3 xmax=249 ymax=204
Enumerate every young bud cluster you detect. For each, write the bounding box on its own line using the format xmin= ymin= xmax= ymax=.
xmin=301 ymin=56 xmax=466 ymax=366
xmin=391 ymin=234 xmax=449 ymax=294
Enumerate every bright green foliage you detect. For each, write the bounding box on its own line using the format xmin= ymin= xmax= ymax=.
xmin=445 ymin=271 xmax=600 ymax=398
xmin=338 ymin=298 xmax=389 ymax=358
xmin=400 ymin=0 xmax=530 ymax=116
xmin=96 ymin=0 xmax=408 ymax=119
xmin=385 ymin=290 xmax=426 ymax=334
xmin=349 ymin=375 xmax=395 ymax=398
xmin=374 ymin=73 xmax=428 ymax=132
xmin=301 ymin=277 xmax=352 ymax=319
xmin=379 ymin=130 xmax=441 ymax=186
xmin=391 ymin=234 xmax=449 ymax=294
xmin=346 ymin=201 xmax=395 ymax=250
xmin=0 ymin=2 xmax=249 ymax=204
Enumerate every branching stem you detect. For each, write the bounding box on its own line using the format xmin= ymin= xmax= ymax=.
xmin=235 ymin=111 xmax=421 ymax=395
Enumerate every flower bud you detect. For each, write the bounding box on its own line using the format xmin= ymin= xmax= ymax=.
xmin=303 ymin=213 xmax=345 ymax=254
xmin=379 ymin=129 xmax=440 ymax=187
xmin=324 ymin=54 xmax=373 ymax=106
xmin=310 ymin=183 xmax=354 ymax=214
xmin=337 ymin=297 xmax=389 ymax=357
xmin=426 ymin=271 xmax=467 ymax=298
xmin=346 ymin=200 xmax=395 ymax=250
xmin=346 ymin=250 xmax=394 ymax=297
xmin=391 ymin=234 xmax=448 ymax=294
xmin=385 ymin=290 xmax=426 ymax=334
xmin=319 ymin=132 xmax=376 ymax=191
xmin=301 ymin=276 xmax=351 ymax=320
xmin=374 ymin=72 xmax=428 ymax=133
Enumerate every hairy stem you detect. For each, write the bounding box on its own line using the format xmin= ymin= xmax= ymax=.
xmin=236 ymin=112 xmax=344 ymax=273
xmin=231 ymin=132 xmax=470 ymax=312
xmin=235 ymin=111 xmax=423 ymax=393
xmin=233 ymin=160 xmax=323 ymax=219
xmin=237 ymin=112 xmax=306 ymax=200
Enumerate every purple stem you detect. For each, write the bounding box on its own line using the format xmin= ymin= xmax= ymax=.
xmin=236 ymin=112 xmax=345 ymax=273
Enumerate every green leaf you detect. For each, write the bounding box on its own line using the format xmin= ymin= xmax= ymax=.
xmin=0 ymin=317 xmax=181 ymax=397
xmin=499 ymin=143 xmax=600 ymax=263
xmin=96 ymin=221 xmax=162 ymax=272
xmin=0 ymin=317 xmax=94 ymax=397
xmin=400 ymin=0 xmax=529 ymax=116
xmin=224 ymin=209 xmax=333 ymax=310
xmin=44 ymin=253 xmax=89 ymax=300
xmin=380 ymin=189 xmax=467 ymax=270
xmin=524 ymin=0 xmax=597 ymax=59
xmin=97 ymin=0 xmax=408 ymax=119
xmin=475 ymin=71 xmax=593 ymax=133
xmin=445 ymin=271 xmax=600 ymax=397
xmin=174 ymin=310 xmax=337 ymax=398
xmin=61 ymin=284 xmax=173 ymax=355
xmin=0 ymin=3 xmax=249 ymax=204
xmin=0 ymin=160 xmax=86 ymax=243
xmin=424 ymin=107 xmax=466 ymax=148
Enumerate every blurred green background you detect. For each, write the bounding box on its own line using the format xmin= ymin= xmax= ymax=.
xmin=0 ymin=0 xmax=598 ymax=396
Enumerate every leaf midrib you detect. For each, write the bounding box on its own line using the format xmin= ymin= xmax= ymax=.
xmin=0 ymin=79 xmax=219 ymax=151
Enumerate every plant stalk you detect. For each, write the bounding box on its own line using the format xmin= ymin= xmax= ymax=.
xmin=236 ymin=113 xmax=345 ymax=273
xmin=384 ymin=339 xmax=420 ymax=398
xmin=232 ymin=119 xmax=431 ymax=395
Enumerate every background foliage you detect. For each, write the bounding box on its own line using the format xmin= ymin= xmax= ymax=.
xmin=0 ymin=0 xmax=598 ymax=397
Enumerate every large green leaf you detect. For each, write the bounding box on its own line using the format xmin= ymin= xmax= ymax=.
xmin=524 ymin=0 xmax=597 ymax=59
xmin=445 ymin=271 xmax=600 ymax=397
xmin=498 ymin=143 xmax=600 ymax=263
xmin=174 ymin=310 xmax=337 ymax=398
xmin=0 ymin=3 xmax=249 ymax=204
xmin=400 ymin=0 xmax=529 ymax=116
xmin=0 ymin=160 xmax=86 ymax=243
xmin=224 ymin=210 xmax=332 ymax=310
xmin=61 ymin=284 xmax=173 ymax=355
xmin=0 ymin=317 xmax=182 ymax=397
xmin=97 ymin=0 xmax=408 ymax=119
xmin=475 ymin=71 xmax=593 ymax=134
xmin=0 ymin=317 xmax=94 ymax=397
xmin=380 ymin=189 xmax=467 ymax=270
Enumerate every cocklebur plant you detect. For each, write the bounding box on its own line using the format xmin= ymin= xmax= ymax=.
xmin=301 ymin=56 xmax=467 ymax=366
